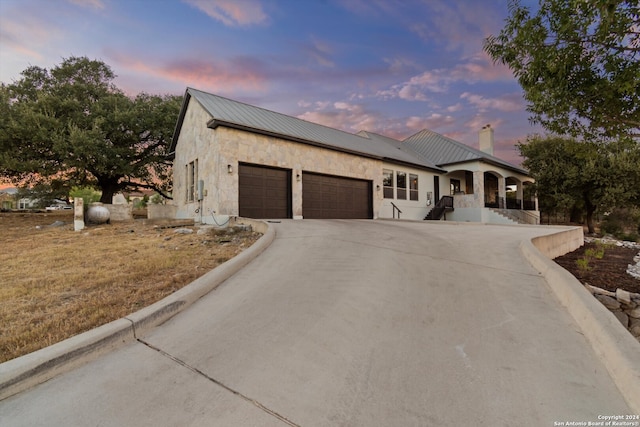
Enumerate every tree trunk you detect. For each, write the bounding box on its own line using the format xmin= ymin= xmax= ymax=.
xmin=584 ymin=195 xmax=596 ymax=234
xmin=99 ymin=188 xmax=114 ymax=204
xmin=97 ymin=177 xmax=122 ymax=204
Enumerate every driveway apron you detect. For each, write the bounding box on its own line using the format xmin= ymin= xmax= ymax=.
xmin=1 ymin=220 xmax=633 ymax=426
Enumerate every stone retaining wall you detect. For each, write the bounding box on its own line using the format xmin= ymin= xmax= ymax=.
xmin=586 ymin=285 xmax=640 ymax=343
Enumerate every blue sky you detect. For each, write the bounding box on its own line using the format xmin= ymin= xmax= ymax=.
xmin=0 ymin=0 xmax=543 ymax=165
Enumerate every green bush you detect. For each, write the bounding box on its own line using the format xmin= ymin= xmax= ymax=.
xmin=576 ymin=258 xmax=591 ymax=271
xmin=601 ymin=208 xmax=640 ymax=241
xmin=69 ymin=186 xmax=101 ymax=210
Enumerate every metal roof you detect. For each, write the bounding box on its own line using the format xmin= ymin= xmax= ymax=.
xmin=356 ymin=131 xmax=445 ymax=172
xmin=170 ymin=88 xmax=444 ymax=172
xmin=403 ymin=129 xmax=529 ymax=175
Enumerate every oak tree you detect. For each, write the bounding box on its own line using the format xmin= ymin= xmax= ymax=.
xmin=518 ymin=135 xmax=640 ymax=233
xmin=0 ymin=57 xmax=182 ymax=203
xmin=485 ymin=0 xmax=640 ymax=141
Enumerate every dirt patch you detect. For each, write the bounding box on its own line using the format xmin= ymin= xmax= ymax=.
xmin=554 ymin=242 xmax=640 ymax=294
xmin=0 ymin=211 xmax=262 ymax=363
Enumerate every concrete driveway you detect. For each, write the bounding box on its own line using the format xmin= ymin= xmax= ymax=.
xmin=0 ymin=220 xmax=633 ymax=426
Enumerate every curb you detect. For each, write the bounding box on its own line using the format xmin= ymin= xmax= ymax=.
xmin=519 ymin=228 xmax=640 ymax=414
xmin=0 ymin=221 xmax=275 ymax=401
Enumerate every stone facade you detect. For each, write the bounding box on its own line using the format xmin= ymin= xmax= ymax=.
xmin=173 ymin=100 xmax=383 ymax=222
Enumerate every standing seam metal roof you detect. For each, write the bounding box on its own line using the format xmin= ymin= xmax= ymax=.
xmin=171 ymin=88 xmax=444 ymax=172
xmin=403 ymin=129 xmax=529 ymax=175
xmin=170 ymin=88 xmax=526 ymax=175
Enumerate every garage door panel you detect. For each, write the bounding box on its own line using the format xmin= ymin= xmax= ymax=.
xmin=302 ymin=172 xmax=372 ymax=219
xmin=239 ymin=164 xmax=291 ymax=219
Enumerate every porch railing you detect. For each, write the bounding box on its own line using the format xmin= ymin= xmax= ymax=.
xmin=487 ymin=197 xmax=536 ymax=211
xmin=485 ymin=196 xmax=505 ymax=209
xmin=506 ymin=198 xmax=522 ymax=210
xmin=424 ymin=196 xmax=454 ymax=220
xmin=391 ymin=202 xmax=402 ymax=219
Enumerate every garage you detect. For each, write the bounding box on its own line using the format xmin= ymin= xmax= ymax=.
xmin=239 ymin=163 xmax=291 ymax=218
xmin=302 ymin=172 xmax=372 ymax=219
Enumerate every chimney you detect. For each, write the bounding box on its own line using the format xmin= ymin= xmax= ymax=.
xmin=479 ymin=124 xmax=494 ymax=156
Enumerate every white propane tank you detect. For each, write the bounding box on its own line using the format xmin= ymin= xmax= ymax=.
xmin=87 ymin=203 xmax=110 ymax=224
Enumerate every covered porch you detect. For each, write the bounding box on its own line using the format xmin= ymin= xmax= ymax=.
xmin=442 ymin=169 xmax=539 ymax=224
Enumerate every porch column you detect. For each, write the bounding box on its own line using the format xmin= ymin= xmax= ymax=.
xmin=498 ymin=177 xmax=506 ymax=209
xmin=473 ymin=170 xmax=484 ymax=208
xmin=516 ymin=182 xmax=524 ymax=209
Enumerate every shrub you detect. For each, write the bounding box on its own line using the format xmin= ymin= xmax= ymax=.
xmin=601 ymin=208 xmax=640 ymax=242
xmin=69 ymin=186 xmax=101 ymax=210
xmin=576 ymin=257 xmax=591 ymax=271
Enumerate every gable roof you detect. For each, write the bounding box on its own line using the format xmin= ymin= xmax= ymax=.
xmin=169 ymin=88 xmax=445 ymax=173
xmin=357 ymin=130 xmax=441 ymax=168
xmin=403 ymin=129 xmax=529 ymax=175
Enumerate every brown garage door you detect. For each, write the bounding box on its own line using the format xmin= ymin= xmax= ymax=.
xmin=302 ymin=172 xmax=372 ymax=219
xmin=239 ymin=163 xmax=291 ymax=218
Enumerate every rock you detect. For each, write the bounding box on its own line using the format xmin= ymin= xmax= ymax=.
xmin=616 ymin=288 xmax=632 ymax=305
xmin=630 ymin=319 xmax=640 ymax=337
xmin=49 ymin=221 xmax=65 ymax=227
xmin=233 ymin=224 xmax=252 ymax=232
xmin=627 ymin=262 xmax=640 ymax=279
xmin=586 ymin=284 xmax=616 ymax=298
xmin=174 ymin=228 xmax=193 ymax=234
xmin=613 ymin=311 xmax=629 ymax=328
xmin=594 ymin=294 xmax=621 ymax=310
xmin=627 ymin=306 xmax=640 ymax=319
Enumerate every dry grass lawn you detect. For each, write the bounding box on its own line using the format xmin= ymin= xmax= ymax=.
xmin=0 ymin=211 xmax=261 ymax=363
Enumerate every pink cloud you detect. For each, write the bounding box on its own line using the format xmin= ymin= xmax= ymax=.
xmin=304 ymin=37 xmax=335 ymax=68
xmin=110 ymin=52 xmax=268 ymax=94
xmin=405 ymin=114 xmax=455 ymax=131
xmin=376 ymin=54 xmax=514 ymax=103
xmin=460 ymin=92 xmax=524 ymax=112
xmin=0 ymin=13 xmax=63 ymax=77
xmin=464 ymin=115 xmax=505 ymax=135
xmin=450 ymin=52 xmax=513 ymax=82
xmin=410 ymin=1 xmax=507 ymax=56
xmin=68 ymin=0 xmax=105 ymax=10
xmin=297 ymin=101 xmax=392 ymax=135
xmin=183 ymin=0 xmax=268 ymax=26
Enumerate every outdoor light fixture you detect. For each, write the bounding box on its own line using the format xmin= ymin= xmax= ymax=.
xmin=376 ymin=184 xmax=380 ymax=191
xmin=296 ymin=173 xmax=301 ymax=182
xmin=227 ymin=164 xmax=233 ymax=174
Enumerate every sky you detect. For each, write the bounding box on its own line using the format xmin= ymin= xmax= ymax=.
xmin=0 ymin=0 xmax=544 ymax=167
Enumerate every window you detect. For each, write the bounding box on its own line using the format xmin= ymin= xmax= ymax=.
xmin=397 ymin=171 xmax=407 ymax=200
xmin=409 ymin=174 xmax=418 ymax=201
xmin=383 ymin=169 xmax=394 ymax=199
xmin=186 ymin=159 xmax=198 ymax=202
xmin=465 ymin=171 xmax=474 ymax=194
xmin=450 ymin=178 xmax=461 ymax=195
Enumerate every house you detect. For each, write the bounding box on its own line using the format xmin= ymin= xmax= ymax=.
xmin=404 ymin=125 xmax=538 ymax=224
xmin=168 ymin=88 xmax=538 ymax=224
xmin=0 ymin=187 xmax=17 ymax=210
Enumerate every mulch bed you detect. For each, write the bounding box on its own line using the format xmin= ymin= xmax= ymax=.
xmin=554 ymin=242 xmax=640 ymax=294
